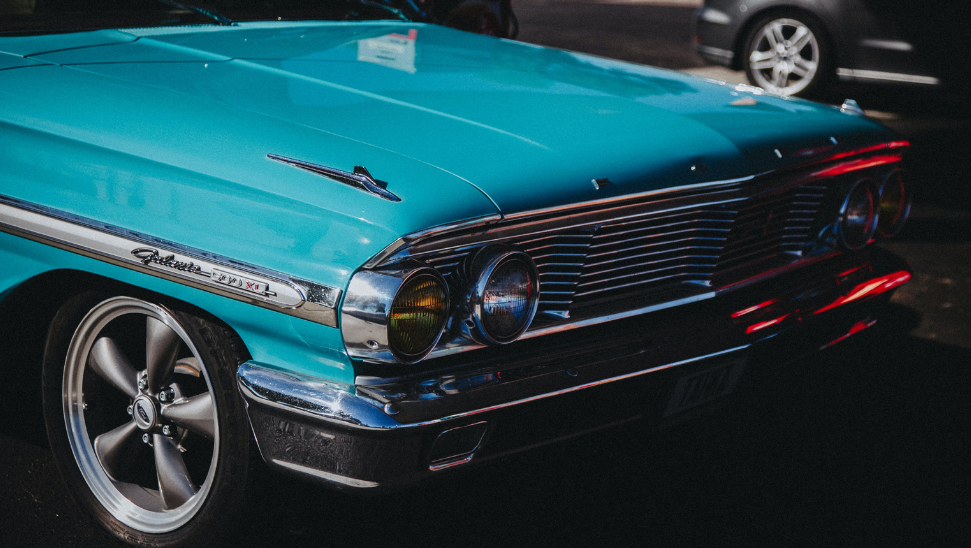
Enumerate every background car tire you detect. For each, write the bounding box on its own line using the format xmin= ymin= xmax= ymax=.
xmin=742 ymin=12 xmax=832 ymax=97
xmin=42 ymin=293 xmax=252 ymax=548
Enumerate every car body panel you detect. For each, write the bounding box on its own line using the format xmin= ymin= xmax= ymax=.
xmin=2 ymin=22 xmax=890 ymax=292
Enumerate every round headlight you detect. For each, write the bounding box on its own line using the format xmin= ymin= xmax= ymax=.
xmin=839 ymin=178 xmax=878 ymax=250
xmin=877 ymin=170 xmax=910 ymax=238
xmin=468 ymin=248 xmax=540 ymax=345
xmin=388 ymin=270 xmax=449 ymax=362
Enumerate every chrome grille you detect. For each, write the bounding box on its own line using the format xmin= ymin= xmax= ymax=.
xmin=406 ymin=178 xmax=831 ymax=317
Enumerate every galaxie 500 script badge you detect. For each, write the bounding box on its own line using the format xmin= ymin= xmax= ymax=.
xmin=131 ymin=247 xmax=276 ymax=297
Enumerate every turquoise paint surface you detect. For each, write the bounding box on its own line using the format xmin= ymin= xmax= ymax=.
xmin=0 ymin=21 xmax=893 ymax=378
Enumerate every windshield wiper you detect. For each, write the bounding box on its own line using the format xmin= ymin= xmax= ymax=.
xmin=349 ymin=0 xmax=423 ymax=22
xmin=154 ymin=0 xmax=235 ymax=26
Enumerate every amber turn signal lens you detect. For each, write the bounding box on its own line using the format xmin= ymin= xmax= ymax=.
xmin=388 ymin=274 xmax=449 ymax=360
xmin=877 ymin=170 xmax=910 ymax=238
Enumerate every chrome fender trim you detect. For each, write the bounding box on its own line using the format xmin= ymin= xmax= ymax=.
xmin=0 ymin=194 xmax=341 ymax=327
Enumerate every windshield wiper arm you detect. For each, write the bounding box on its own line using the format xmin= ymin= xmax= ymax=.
xmin=349 ymin=0 xmax=415 ymax=22
xmin=154 ymin=0 xmax=235 ymax=26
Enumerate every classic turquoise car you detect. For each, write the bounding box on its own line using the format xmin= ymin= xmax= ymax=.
xmin=1 ymin=1 xmax=913 ymax=546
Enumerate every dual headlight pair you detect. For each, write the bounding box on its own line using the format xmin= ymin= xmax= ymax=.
xmin=342 ymin=247 xmax=540 ymax=364
xmin=839 ymin=169 xmax=910 ymax=250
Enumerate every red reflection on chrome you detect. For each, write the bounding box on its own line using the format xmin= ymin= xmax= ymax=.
xmin=814 ymin=270 xmax=911 ymax=314
xmin=813 ymin=155 xmax=902 ymax=179
xmin=837 ymin=265 xmax=867 ymax=278
xmin=732 ymin=299 xmax=778 ymax=318
xmin=827 ymin=141 xmax=910 ymax=162
xmin=820 ymin=319 xmax=877 ymax=349
xmin=746 ymin=314 xmax=789 ymax=334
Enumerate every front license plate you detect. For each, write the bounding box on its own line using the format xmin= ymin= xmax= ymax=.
xmin=663 ymin=356 xmax=747 ymax=417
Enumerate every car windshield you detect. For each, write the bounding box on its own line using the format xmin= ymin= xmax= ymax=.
xmin=0 ymin=0 xmax=424 ymax=35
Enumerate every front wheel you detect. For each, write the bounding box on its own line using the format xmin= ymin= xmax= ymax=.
xmin=743 ymin=14 xmax=831 ymax=97
xmin=42 ymin=294 xmax=251 ymax=547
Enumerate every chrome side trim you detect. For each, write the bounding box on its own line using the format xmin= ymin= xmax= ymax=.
xmin=0 ymin=194 xmax=341 ymax=327
xmin=858 ymin=39 xmax=913 ymax=52
xmin=696 ymin=44 xmax=735 ymax=62
xmin=836 ymin=68 xmax=940 ymax=86
xmin=698 ymin=7 xmax=732 ymax=25
xmin=267 ymin=154 xmax=401 ymax=202
xmin=237 ymin=345 xmax=749 ymax=430
xmin=271 ymin=460 xmax=380 ymax=488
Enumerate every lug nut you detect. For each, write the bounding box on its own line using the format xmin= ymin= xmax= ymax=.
xmin=159 ymin=391 xmax=168 ymax=402
xmin=127 ymin=405 xmax=133 ymax=416
xmin=137 ymin=378 xmax=147 ymax=390
xmin=142 ymin=433 xmax=150 ymax=444
xmin=162 ymin=425 xmax=175 ymax=436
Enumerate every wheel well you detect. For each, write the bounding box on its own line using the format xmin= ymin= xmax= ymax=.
xmin=732 ymin=5 xmax=837 ymax=71
xmin=0 ymin=270 xmax=248 ymax=444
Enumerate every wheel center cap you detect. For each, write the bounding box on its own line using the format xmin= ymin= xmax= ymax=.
xmin=132 ymin=396 xmax=158 ymax=431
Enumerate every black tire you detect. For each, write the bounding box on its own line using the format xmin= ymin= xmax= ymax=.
xmin=42 ymin=293 xmax=251 ymax=548
xmin=742 ymin=12 xmax=833 ymax=97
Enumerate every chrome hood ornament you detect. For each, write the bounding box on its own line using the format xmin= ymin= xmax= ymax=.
xmin=267 ymin=154 xmax=401 ymax=202
xmin=840 ymin=99 xmax=866 ymax=116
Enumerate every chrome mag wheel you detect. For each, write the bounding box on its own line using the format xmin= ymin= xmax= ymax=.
xmin=745 ymin=16 xmax=825 ymax=96
xmin=44 ymin=293 xmax=250 ymax=547
xmin=64 ymin=297 xmax=217 ymax=532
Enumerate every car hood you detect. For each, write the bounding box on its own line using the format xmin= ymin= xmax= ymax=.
xmin=0 ymin=22 xmax=891 ymax=287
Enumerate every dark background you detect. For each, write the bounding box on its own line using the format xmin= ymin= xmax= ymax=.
xmin=2 ymin=2 xmax=969 ymax=546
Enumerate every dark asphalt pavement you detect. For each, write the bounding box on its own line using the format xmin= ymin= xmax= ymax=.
xmin=2 ymin=2 xmax=969 ymax=547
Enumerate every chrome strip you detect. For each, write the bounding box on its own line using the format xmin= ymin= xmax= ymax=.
xmin=0 ymin=194 xmax=341 ymax=327
xmin=858 ymin=39 xmax=913 ymax=52
xmin=696 ymin=44 xmax=735 ymax=61
xmin=237 ymin=345 xmax=749 ymax=430
xmin=270 ymin=460 xmax=380 ymax=488
xmin=364 ymin=214 xmax=503 ymax=269
xmin=267 ymin=154 xmax=401 ymax=202
xmin=501 ymin=176 xmax=755 ymax=223
xmin=426 ymin=291 xmax=716 ymax=359
xmin=836 ymin=68 xmax=940 ymax=86
xmin=698 ymin=7 xmax=732 ymax=25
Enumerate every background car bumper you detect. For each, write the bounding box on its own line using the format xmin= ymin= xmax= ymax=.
xmin=237 ymin=247 xmax=910 ymax=491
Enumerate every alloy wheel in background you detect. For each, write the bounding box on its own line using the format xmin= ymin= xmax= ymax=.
xmin=744 ymin=16 xmax=828 ymax=97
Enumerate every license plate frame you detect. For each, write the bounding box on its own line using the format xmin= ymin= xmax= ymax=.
xmin=663 ymin=356 xmax=748 ymax=417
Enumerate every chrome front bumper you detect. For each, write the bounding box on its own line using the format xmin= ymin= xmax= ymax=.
xmin=237 ymin=248 xmax=910 ymax=491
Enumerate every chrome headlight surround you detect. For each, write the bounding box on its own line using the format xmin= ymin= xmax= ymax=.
xmin=838 ymin=177 xmax=879 ymax=250
xmin=876 ymin=169 xmax=911 ymax=238
xmin=341 ymin=266 xmax=450 ymax=364
xmin=464 ymin=247 xmax=540 ymax=345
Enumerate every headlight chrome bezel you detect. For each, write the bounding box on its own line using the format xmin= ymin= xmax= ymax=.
xmin=838 ymin=177 xmax=879 ymax=250
xmin=464 ymin=247 xmax=541 ymax=346
xmin=341 ymin=266 xmax=450 ymax=364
